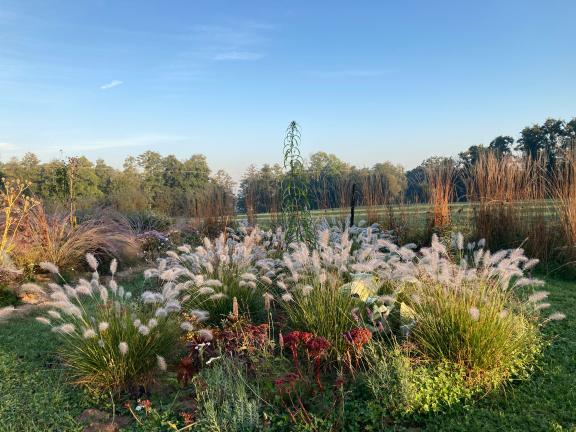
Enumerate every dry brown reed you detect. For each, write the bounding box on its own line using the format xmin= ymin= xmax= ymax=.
xmin=426 ymin=160 xmax=456 ymax=229
xmin=191 ymin=185 xmax=236 ymax=235
xmin=243 ymin=179 xmax=257 ymax=226
xmin=551 ymin=150 xmax=576 ymax=262
xmin=465 ymin=152 xmax=552 ymax=257
xmin=360 ymin=173 xmax=385 ymax=224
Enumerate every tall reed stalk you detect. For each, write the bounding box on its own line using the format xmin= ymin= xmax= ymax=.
xmin=360 ymin=173 xmax=385 ymax=225
xmin=466 ymin=152 xmax=548 ymax=253
xmin=426 ymin=160 xmax=455 ymax=229
xmin=552 ymin=150 xmax=576 ymax=262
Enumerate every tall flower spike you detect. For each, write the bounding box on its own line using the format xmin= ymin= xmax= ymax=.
xmin=232 ymin=296 xmax=239 ymax=319
xmin=86 ymin=253 xmax=99 ymax=271
xmin=110 ymin=259 xmax=118 ymax=276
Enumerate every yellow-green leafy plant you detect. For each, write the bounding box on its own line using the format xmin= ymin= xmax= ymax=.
xmin=0 ymin=178 xmax=38 ymax=271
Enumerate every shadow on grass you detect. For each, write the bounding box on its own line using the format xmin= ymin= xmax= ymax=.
xmin=0 ymin=314 xmax=91 ymax=431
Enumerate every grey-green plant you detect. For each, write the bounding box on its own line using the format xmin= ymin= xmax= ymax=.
xmin=192 ymin=356 xmax=262 ymax=431
xmin=281 ymin=121 xmax=316 ymax=247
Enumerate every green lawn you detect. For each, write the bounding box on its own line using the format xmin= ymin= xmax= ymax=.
xmin=0 ymin=278 xmax=574 ymax=431
xmin=237 ymin=200 xmax=559 ymax=227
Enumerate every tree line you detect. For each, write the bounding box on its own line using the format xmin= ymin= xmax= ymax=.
xmin=1 ymin=116 xmax=574 ymax=217
xmin=0 ymin=151 xmax=235 ymax=217
xmin=238 ymin=117 xmax=576 ymax=214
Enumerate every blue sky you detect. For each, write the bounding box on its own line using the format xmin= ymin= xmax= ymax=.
xmin=1 ymin=0 xmax=575 ymax=181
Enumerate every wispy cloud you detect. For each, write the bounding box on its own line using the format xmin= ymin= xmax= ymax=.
xmin=0 ymin=135 xmax=191 ymax=162
xmin=53 ymin=134 xmax=190 ymax=152
xmin=156 ymin=21 xmax=273 ymax=82
xmin=0 ymin=142 xmax=16 ymax=151
xmin=308 ymin=69 xmax=388 ymax=79
xmin=100 ymin=80 xmax=123 ymax=90
xmin=213 ymin=51 xmax=264 ymax=61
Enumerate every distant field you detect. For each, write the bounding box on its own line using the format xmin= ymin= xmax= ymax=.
xmin=235 ymin=200 xmax=559 ymax=227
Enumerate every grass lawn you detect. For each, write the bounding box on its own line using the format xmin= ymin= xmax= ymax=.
xmin=0 ymin=278 xmax=574 ymax=431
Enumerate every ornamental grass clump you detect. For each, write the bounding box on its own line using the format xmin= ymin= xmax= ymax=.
xmin=28 ymin=255 xmax=183 ymax=394
xmin=145 ymin=229 xmax=274 ymax=323
xmin=278 ymin=227 xmax=399 ymax=356
xmin=16 ymin=205 xmax=137 ymax=271
xmin=392 ymin=235 xmax=562 ymax=390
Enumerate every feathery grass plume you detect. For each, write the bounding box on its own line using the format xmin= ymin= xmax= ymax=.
xmin=156 ymin=355 xmax=167 ymax=371
xmin=0 ymin=306 xmax=15 ymax=320
xmin=469 ymin=306 xmax=480 ymax=321
xmin=119 ymin=342 xmax=129 ymax=355
xmin=35 ymin=316 xmax=51 ymax=326
xmin=155 ymin=308 xmax=167 ymax=318
xmin=54 ymin=323 xmax=76 ymax=334
xmin=197 ymin=328 xmax=214 ymax=341
xmin=99 ymin=286 xmax=109 ymax=303
xmin=198 ymin=287 xmax=215 ymax=295
xmin=110 ymin=258 xmax=118 ymax=276
xmin=83 ymin=329 xmax=97 ymax=339
xmin=181 ymin=321 xmax=194 ymax=331
xmin=528 ymin=291 xmax=550 ymax=303
xmin=548 ymin=312 xmax=566 ymax=321
xmin=263 ymin=292 xmax=274 ymax=311
xmin=138 ymin=325 xmax=150 ymax=335
xmin=48 ymin=310 xmax=62 ymax=320
xmin=39 ymin=261 xmax=60 ymax=274
xmin=98 ymin=322 xmax=109 ymax=332
xmin=20 ymin=283 xmax=45 ymax=294
xmin=190 ymin=309 xmax=209 ymax=322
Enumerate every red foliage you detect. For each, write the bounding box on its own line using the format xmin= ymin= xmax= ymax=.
xmin=343 ymin=327 xmax=372 ymax=351
xmin=304 ymin=336 xmax=331 ymax=390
